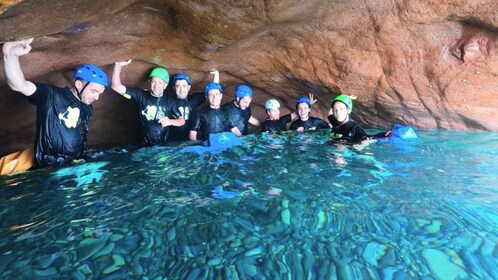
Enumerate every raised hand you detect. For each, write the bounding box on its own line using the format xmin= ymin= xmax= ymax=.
xmin=3 ymin=38 xmax=34 ymax=57
xmin=210 ymin=70 xmax=220 ymax=83
xmin=115 ymin=59 xmax=132 ymax=67
xmin=308 ymin=93 xmax=317 ymax=105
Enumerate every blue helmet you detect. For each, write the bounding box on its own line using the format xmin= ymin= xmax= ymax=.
xmin=235 ymin=84 xmax=253 ymax=98
xmin=172 ymin=73 xmax=191 ymax=85
xmin=295 ymin=96 xmax=312 ymax=109
xmin=205 ymin=82 xmax=223 ymax=95
xmin=73 ymin=64 xmax=108 ymax=87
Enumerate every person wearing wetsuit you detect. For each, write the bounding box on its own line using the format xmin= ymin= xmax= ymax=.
xmin=189 ymin=82 xmax=229 ymax=142
xmin=223 ymin=84 xmax=261 ymax=136
xmin=112 ymin=60 xmax=184 ymax=146
xmin=290 ymin=96 xmax=330 ymax=131
xmin=167 ymin=71 xmax=219 ymax=141
xmin=329 ymin=94 xmax=391 ymax=142
xmin=3 ymin=38 xmax=108 ymax=167
xmin=261 ymin=98 xmax=296 ymax=133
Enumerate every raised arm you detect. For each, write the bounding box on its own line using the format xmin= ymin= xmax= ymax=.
xmin=210 ymin=70 xmax=219 ymax=83
xmin=3 ymin=38 xmax=37 ymax=96
xmin=111 ymin=59 xmax=132 ymax=95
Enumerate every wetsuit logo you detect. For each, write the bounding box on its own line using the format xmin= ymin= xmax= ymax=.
xmin=58 ymin=106 xmax=80 ymax=128
xmin=178 ymin=106 xmax=190 ymax=120
xmin=331 ymin=132 xmax=343 ymax=139
xmin=142 ymin=105 xmax=165 ymax=121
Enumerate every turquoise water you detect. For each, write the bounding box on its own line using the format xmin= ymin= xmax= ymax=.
xmin=1 ymin=130 xmax=497 ymax=279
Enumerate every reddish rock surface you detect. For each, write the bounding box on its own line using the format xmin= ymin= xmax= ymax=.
xmin=0 ymin=0 xmax=497 ymax=155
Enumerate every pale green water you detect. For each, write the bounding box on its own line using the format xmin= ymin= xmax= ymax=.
xmin=0 ymin=130 xmax=497 ymax=279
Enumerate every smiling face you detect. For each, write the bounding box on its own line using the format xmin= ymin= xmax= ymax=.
xmin=78 ymin=81 xmax=105 ymax=105
xmin=150 ymin=77 xmax=167 ymax=97
xmin=174 ymin=79 xmax=191 ymax=100
xmin=207 ymin=89 xmax=223 ymax=108
xmin=333 ymin=101 xmax=349 ymax=123
xmin=297 ymin=102 xmax=310 ymax=121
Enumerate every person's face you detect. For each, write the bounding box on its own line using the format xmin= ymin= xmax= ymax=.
xmin=237 ymin=96 xmax=252 ymax=110
xmin=297 ymin=102 xmax=310 ymax=120
xmin=267 ymin=108 xmax=280 ymax=120
xmin=333 ymin=101 xmax=349 ymax=123
xmin=207 ymin=90 xmax=222 ymax=108
xmin=78 ymin=81 xmax=105 ymax=105
xmin=175 ymin=79 xmax=191 ymax=99
xmin=150 ymin=77 xmax=167 ymax=97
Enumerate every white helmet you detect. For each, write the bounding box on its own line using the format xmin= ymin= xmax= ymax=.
xmin=265 ymin=99 xmax=280 ymax=110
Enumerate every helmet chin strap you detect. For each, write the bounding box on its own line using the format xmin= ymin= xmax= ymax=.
xmin=75 ymin=80 xmax=90 ymax=102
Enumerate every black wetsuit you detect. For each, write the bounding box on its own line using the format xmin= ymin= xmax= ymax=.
xmin=328 ymin=115 xmax=368 ymax=142
xmin=27 ymin=83 xmax=92 ymax=166
xmin=168 ymin=92 xmax=206 ymax=141
xmin=190 ymin=106 xmax=229 ymax=141
xmin=262 ymin=114 xmax=292 ymax=133
xmin=223 ymin=101 xmax=251 ymax=135
xmin=125 ymin=88 xmax=178 ymax=146
xmin=290 ymin=117 xmax=329 ymax=131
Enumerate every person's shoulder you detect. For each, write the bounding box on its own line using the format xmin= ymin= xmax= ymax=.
xmin=290 ymin=118 xmax=301 ymax=126
xmin=221 ymin=101 xmax=234 ymax=109
xmin=195 ymin=103 xmax=210 ymax=113
xmin=31 ymin=83 xmax=69 ymax=99
xmin=125 ymin=87 xmax=147 ymax=98
xmin=33 ymin=82 xmax=64 ymax=92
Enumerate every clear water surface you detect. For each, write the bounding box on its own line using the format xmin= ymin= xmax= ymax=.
xmin=1 ymin=130 xmax=497 ymax=279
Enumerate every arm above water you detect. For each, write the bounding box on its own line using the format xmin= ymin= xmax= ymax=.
xmin=249 ymin=116 xmax=260 ymax=126
xmin=189 ymin=130 xmax=198 ymax=141
xmin=111 ymin=59 xmax=132 ymax=95
xmin=231 ymin=127 xmax=242 ymax=137
xmin=158 ymin=116 xmax=185 ymax=127
xmin=3 ymin=38 xmax=37 ymax=96
xmin=210 ymin=70 xmax=219 ymax=83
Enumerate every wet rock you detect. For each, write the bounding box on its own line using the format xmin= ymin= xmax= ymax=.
xmin=281 ymin=209 xmax=291 ymax=225
xmin=77 ymin=234 xmax=110 ymax=262
xmin=421 ymin=248 xmax=468 ymax=280
xmin=78 ymin=264 xmax=92 ymax=275
xmin=244 ymin=245 xmax=263 ymax=257
xmin=33 ymin=267 xmax=57 ymax=277
xmin=102 ymin=254 xmax=125 ymax=275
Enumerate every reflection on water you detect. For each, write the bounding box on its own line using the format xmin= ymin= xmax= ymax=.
xmin=1 ymin=130 xmax=497 ymax=279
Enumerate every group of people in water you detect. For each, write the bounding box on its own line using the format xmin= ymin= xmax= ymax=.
xmin=2 ymin=38 xmax=385 ymax=170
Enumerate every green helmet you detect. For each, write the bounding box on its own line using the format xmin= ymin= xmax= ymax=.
xmin=149 ymin=67 xmax=170 ymax=83
xmin=331 ymin=94 xmax=353 ymax=112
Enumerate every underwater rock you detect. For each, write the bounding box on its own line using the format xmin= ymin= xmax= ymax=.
xmin=421 ymin=249 xmax=468 ymax=280
xmin=167 ymin=228 xmax=176 ymax=242
xmin=77 ymin=234 xmax=110 ymax=262
xmin=92 ymin=242 xmax=115 ymax=259
xmin=423 ymin=220 xmax=442 ymax=234
xmin=110 ymin=234 xmax=123 ymax=242
xmin=33 ymin=267 xmax=57 ymax=277
xmin=244 ymin=245 xmax=263 ymax=257
xmin=102 ymin=254 xmax=125 ymax=275
xmin=281 ymin=209 xmax=291 ymax=225
xmin=78 ymin=264 xmax=92 ymax=275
